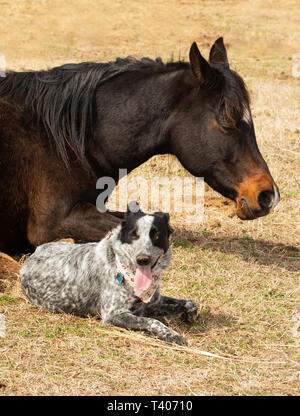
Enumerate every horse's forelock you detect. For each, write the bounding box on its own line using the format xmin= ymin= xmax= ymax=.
xmin=216 ymin=68 xmax=250 ymax=128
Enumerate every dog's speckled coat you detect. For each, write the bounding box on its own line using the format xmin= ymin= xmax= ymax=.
xmin=20 ymin=207 xmax=199 ymax=345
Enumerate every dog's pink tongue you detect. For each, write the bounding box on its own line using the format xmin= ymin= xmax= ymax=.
xmin=135 ymin=266 xmax=152 ymax=291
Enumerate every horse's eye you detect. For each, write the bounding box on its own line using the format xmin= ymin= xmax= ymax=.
xmin=218 ymin=114 xmax=239 ymax=133
xmin=224 ymin=151 xmax=234 ymax=163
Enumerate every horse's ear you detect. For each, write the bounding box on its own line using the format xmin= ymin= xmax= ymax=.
xmin=189 ymin=42 xmax=212 ymax=84
xmin=209 ymin=37 xmax=229 ymax=67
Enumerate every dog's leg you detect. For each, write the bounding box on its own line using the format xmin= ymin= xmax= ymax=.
xmin=143 ymin=296 xmax=200 ymax=323
xmin=105 ymin=312 xmax=186 ymax=345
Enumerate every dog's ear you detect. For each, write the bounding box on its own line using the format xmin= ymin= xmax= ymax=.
xmin=120 ymin=219 xmax=127 ymax=230
xmin=154 ymin=211 xmax=169 ymax=220
xmin=154 ymin=212 xmax=174 ymax=235
xmin=126 ymin=201 xmax=141 ymax=216
xmin=168 ymin=224 xmax=174 ymax=234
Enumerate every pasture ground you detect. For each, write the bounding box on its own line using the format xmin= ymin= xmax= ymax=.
xmin=0 ymin=0 xmax=299 ymax=396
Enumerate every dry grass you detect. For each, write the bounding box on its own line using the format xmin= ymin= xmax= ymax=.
xmin=0 ymin=0 xmax=299 ymax=396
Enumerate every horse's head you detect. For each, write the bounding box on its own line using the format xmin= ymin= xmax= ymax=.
xmin=170 ymin=37 xmax=279 ymax=220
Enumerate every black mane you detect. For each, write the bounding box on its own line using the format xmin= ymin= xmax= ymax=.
xmin=0 ymin=57 xmax=188 ymax=166
xmin=0 ymin=56 xmax=248 ymax=166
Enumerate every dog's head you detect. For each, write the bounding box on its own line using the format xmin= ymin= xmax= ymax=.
xmin=112 ymin=202 xmax=173 ymax=279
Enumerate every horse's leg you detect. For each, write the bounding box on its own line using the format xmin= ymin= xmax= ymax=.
xmin=56 ymin=201 xmax=123 ymax=242
xmin=27 ymin=201 xmax=122 ymax=247
xmin=109 ymin=211 xmax=125 ymax=219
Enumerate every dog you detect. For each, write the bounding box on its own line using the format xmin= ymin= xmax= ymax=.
xmin=20 ymin=202 xmax=199 ymax=345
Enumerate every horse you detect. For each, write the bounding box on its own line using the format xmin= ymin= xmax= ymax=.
xmin=0 ymin=37 xmax=279 ymax=255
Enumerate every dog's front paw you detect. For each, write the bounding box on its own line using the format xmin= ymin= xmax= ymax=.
xmin=164 ymin=330 xmax=187 ymax=346
xmin=182 ymin=301 xmax=200 ymax=323
xmin=150 ymin=320 xmax=186 ymax=346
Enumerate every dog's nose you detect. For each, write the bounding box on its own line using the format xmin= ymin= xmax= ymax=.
xmin=136 ymin=255 xmax=151 ymax=266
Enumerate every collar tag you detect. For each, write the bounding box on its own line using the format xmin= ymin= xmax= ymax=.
xmin=116 ymin=272 xmax=124 ymax=283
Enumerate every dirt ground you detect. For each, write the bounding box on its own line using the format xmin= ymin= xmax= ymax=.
xmin=0 ymin=0 xmax=299 ymax=396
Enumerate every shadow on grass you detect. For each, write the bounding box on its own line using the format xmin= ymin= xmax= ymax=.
xmin=165 ymin=310 xmax=238 ymax=335
xmin=173 ymin=228 xmax=300 ymax=272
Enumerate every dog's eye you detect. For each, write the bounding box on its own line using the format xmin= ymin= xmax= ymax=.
xmin=153 ymin=233 xmax=160 ymax=241
xmin=130 ymin=232 xmax=138 ymax=240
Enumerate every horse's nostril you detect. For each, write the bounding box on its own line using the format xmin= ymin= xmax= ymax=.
xmin=136 ymin=255 xmax=151 ymax=266
xmin=258 ymin=190 xmax=274 ymax=210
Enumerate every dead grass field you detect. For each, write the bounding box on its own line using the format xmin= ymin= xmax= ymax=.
xmin=0 ymin=0 xmax=299 ymax=396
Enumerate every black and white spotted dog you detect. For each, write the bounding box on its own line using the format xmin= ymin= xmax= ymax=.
xmin=20 ymin=203 xmax=199 ymax=345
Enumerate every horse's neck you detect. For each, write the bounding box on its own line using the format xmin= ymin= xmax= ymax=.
xmin=94 ymin=69 xmax=187 ymax=174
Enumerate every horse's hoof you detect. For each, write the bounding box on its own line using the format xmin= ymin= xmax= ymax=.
xmin=53 ymin=238 xmax=75 ymax=244
xmin=0 ymin=253 xmax=21 ymax=295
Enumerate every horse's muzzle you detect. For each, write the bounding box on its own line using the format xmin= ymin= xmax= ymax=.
xmin=236 ymin=178 xmax=280 ymax=220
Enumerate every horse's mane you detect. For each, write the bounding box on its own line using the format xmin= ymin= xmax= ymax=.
xmin=0 ymin=56 xmax=248 ymax=167
xmin=0 ymin=57 xmax=188 ymax=166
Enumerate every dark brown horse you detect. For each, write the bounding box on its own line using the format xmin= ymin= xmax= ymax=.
xmin=0 ymin=38 xmax=279 ymax=254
